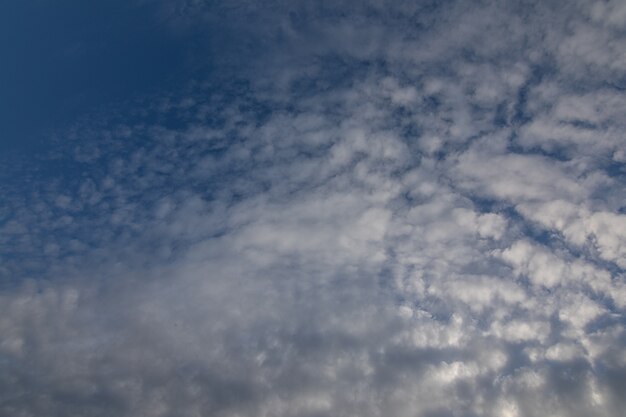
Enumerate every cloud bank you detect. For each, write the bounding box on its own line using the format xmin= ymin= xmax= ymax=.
xmin=1 ymin=1 xmax=626 ymax=416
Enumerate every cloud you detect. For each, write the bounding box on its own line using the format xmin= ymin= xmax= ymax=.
xmin=1 ymin=0 xmax=625 ymax=416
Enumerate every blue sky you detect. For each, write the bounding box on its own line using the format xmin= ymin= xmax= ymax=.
xmin=2 ymin=1 xmax=626 ymax=416
xmin=0 ymin=1 xmax=217 ymax=152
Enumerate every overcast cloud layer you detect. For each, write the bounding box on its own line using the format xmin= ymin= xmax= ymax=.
xmin=1 ymin=1 xmax=626 ymax=416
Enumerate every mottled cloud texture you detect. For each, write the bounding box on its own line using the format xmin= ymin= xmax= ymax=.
xmin=2 ymin=1 xmax=626 ymax=416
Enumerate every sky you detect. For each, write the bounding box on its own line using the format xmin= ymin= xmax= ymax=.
xmin=1 ymin=1 xmax=626 ymax=416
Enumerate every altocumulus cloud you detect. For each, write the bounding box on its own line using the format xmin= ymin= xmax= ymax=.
xmin=1 ymin=0 xmax=626 ymax=416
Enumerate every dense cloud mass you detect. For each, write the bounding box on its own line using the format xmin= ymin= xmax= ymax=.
xmin=1 ymin=0 xmax=626 ymax=416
